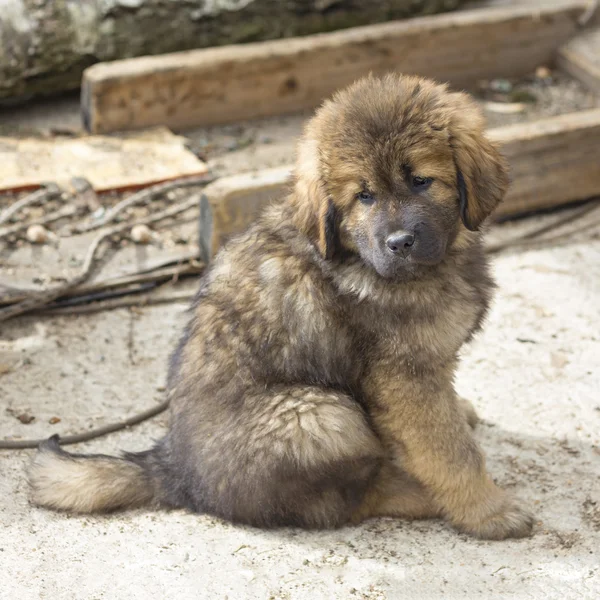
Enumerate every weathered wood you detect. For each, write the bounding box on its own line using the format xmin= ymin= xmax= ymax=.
xmin=199 ymin=109 xmax=600 ymax=259
xmin=82 ymin=1 xmax=589 ymax=133
xmin=0 ymin=0 xmax=467 ymax=103
xmin=0 ymin=128 xmax=207 ymax=193
xmin=558 ymin=27 xmax=600 ymax=92
xmin=490 ymin=108 xmax=600 ymax=217
xmin=199 ymin=166 xmax=292 ymax=261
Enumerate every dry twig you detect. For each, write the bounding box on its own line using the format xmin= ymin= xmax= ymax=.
xmin=0 ymin=259 xmax=203 ymax=306
xmin=69 ymin=175 xmax=214 ymax=234
xmin=0 ymin=184 xmax=62 ymax=226
xmin=0 ymin=204 xmax=79 ymax=239
xmin=0 ymin=195 xmax=200 ymax=322
xmin=39 ymin=290 xmax=195 ymax=316
xmin=0 ymin=400 xmax=170 ymax=450
xmin=486 ymin=200 xmax=600 ymax=254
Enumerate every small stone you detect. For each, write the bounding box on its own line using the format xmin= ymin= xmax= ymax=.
xmin=535 ymin=66 xmax=552 ymax=79
xmin=130 ymin=224 xmax=155 ymax=244
xmin=49 ymin=417 xmax=61 ymax=425
xmin=26 ymin=224 xmax=51 ymax=244
xmin=17 ymin=413 xmax=35 ymax=424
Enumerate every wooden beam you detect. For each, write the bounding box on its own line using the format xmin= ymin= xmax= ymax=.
xmin=490 ymin=108 xmax=600 ymax=218
xmin=82 ymin=1 xmax=589 ymax=133
xmin=199 ymin=108 xmax=600 ymax=260
xmin=557 ymin=27 xmax=600 ymax=92
xmin=199 ymin=166 xmax=292 ymax=262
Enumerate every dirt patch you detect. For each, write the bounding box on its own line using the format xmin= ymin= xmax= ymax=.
xmin=582 ymin=497 xmax=600 ymax=531
xmin=544 ymin=530 xmax=583 ymax=550
xmin=477 ymin=70 xmax=600 ymax=129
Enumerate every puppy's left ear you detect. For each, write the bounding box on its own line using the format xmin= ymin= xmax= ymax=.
xmin=449 ymin=94 xmax=509 ymax=231
xmin=318 ymin=197 xmax=339 ymax=260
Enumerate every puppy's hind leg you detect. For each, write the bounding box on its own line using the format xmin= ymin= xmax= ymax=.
xmin=195 ymin=386 xmax=384 ymax=529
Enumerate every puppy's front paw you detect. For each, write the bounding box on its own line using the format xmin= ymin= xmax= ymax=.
xmin=458 ymin=496 xmax=534 ymax=540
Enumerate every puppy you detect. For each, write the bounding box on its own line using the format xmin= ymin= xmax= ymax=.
xmin=28 ymin=74 xmax=533 ymax=540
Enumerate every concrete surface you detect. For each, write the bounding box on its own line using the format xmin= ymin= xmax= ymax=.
xmin=1 ymin=216 xmax=599 ymax=600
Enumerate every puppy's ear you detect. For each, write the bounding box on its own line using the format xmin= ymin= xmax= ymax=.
xmin=292 ymin=137 xmax=338 ymax=259
xmin=449 ymin=93 xmax=509 ymax=231
xmin=318 ymin=197 xmax=339 ymax=260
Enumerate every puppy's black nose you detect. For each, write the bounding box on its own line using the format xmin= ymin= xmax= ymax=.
xmin=386 ymin=231 xmax=415 ymax=255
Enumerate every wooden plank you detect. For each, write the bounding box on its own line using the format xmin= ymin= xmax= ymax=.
xmin=82 ymin=1 xmax=589 ymax=133
xmin=557 ymin=28 xmax=600 ymax=92
xmin=0 ymin=128 xmax=208 ymax=194
xmin=490 ymin=108 xmax=600 ymax=217
xmin=199 ymin=166 xmax=292 ymax=261
xmin=199 ymin=109 xmax=600 ymax=259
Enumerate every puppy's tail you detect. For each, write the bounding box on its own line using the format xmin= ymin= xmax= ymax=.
xmin=27 ymin=435 xmax=164 ymax=513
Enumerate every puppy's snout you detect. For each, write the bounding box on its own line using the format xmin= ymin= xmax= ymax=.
xmin=386 ymin=231 xmax=415 ymax=257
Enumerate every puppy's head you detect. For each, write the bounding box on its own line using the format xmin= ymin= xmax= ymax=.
xmin=291 ymin=73 xmax=508 ymax=279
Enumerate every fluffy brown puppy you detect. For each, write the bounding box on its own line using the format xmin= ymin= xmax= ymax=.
xmin=28 ymin=74 xmax=533 ymax=540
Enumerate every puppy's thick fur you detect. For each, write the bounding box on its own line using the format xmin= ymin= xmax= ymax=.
xmin=29 ymin=74 xmax=533 ymax=539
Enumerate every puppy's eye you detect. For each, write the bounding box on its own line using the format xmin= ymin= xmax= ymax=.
xmin=357 ymin=191 xmax=375 ymax=205
xmin=412 ymin=176 xmax=433 ymax=190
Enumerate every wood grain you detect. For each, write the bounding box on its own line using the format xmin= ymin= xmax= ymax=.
xmin=490 ymin=108 xmax=600 ymax=217
xmin=82 ymin=1 xmax=589 ymax=133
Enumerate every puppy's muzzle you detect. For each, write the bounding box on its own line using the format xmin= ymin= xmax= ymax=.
xmin=386 ymin=230 xmax=415 ymax=258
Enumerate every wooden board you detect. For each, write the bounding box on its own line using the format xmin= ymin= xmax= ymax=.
xmin=0 ymin=128 xmax=207 ymax=194
xmin=558 ymin=27 xmax=600 ymax=93
xmin=199 ymin=108 xmax=600 ymax=260
xmin=490 ymin=108 xmax=600 ymax=217
xmin=82 ymin=1 xmax=589 ymax=133
xmin=199 ymin=166 xmax=293 ymax=260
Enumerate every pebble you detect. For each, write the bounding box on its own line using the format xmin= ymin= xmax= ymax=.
xmin=535 ymin=66 xmax=552 ymax=79
xmin=130 ymin=224 xmax=155 ymax=244
xmin=17 ymin=413 xmax=35 ymax=424
xmin=26 ymin=224 xmax=52 ymax=244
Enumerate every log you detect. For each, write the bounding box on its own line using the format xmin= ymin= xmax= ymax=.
xmin=82 ymin=1 xmax=589 ymax=133
xmin=199 ymin=108 xmax=600 ymax=261
xmin=0 ymin=0 xmax=467 ymax=103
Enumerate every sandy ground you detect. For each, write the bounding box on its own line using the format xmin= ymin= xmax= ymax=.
xmin=1 ymin=218 xmax=599 ymax=600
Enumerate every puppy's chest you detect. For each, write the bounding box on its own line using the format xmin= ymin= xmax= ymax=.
xmin=358 ymin=284 xmax=482 ymax=365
